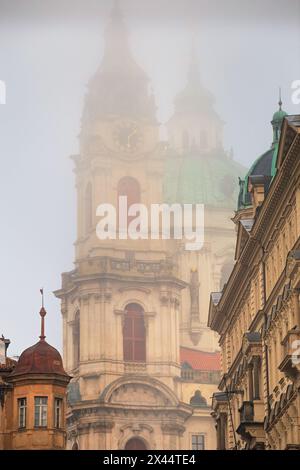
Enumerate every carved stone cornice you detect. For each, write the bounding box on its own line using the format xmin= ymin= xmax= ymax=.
xmin=161 ymin=423 xmax=185 ymax=436
xmin=91 ymin=421 xmax=114 ymax=432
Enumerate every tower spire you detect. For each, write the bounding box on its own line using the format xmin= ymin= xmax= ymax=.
xmin=103 ymin=0 xmax=130 ymax=59
xmin=278 ymin=86 xmax=282 ymax=110
xmin=39 ymin=288 xmax=46 ymax=341
xmin=271 ymin=87 xmax=287 ymax=146
xmin=112 ymin=0 xmax=121 ymax=17
xmin=82 ymin=1 xmax=156 ymax=125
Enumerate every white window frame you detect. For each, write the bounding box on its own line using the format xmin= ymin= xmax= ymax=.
xmin=18 ymin=397 xmax=27 ymax=429
xmin=54 ymin=397 xmax=63 ymax=429
xmin=34 ymin=396 xmax=48 ymax=427
xmin=191 ymin=433 xmax=205 ymax=450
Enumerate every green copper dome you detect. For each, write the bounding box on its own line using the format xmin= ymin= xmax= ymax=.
xmin=237 ymin=98 xmax=287 ymax=210
xmin=237 ymin=143 xmax=278 ymax=210
xmin=164 ymin=48 xmax=246 ymax=209
xmin=272 ymin=108 xmax=287 ymax=122
xmin=163 ymin=148 xmax=245 ymax=208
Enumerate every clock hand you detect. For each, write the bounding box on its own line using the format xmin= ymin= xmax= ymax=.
xmin=127 ymin=128 xmax=137 ymax=147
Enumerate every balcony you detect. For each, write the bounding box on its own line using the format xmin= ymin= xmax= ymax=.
xmin=181 ymin=367 xmax=220 ymax=384
xmin=239 ymin=401 xmax=254 ymax=422
xmin=279 ymin=327 xmax=300 ymax=382
xmin=236 ymin=401 xmax=265 ymax=449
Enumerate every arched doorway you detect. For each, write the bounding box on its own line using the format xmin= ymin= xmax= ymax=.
xmin=125 ymin=437 xmax=147 ymax=450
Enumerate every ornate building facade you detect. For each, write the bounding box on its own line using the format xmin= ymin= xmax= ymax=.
xmin=209 ymin=110 xmax=300 ymax=449
xmin=0 ymin=306 xmax=70 ymax=450
xmin=54 ymin=3 xmax=245 ymax=450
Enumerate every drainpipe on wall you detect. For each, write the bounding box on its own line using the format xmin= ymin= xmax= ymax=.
xmin=261 ymin=244 xmax=271 ymax=418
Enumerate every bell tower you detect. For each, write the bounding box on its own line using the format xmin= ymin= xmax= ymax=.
xmin=55 ymin=1 xmax=192 ymax=450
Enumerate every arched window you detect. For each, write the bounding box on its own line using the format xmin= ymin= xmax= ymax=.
xmin=123 ymin=303 xmax=146 ymax=362
xmin=117 ymin=177 xmax=140 ymax=205
xmin=125 ymin=437 xmax=147 ymax=450
xmin=117 ymin=177 xmax=141 ymax=228
xmin=190 ymin=390 xmax=208 ymax=408
xmin=85 ymin=182 xmax=93 ymax=232
xmin=73 ymin=311 xmax=80 ymax=369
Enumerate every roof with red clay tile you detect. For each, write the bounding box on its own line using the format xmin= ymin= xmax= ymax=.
xmin=180 ymin=347 xmax=221 ymax=371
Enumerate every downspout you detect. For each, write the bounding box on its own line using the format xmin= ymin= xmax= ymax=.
xmin=261 ymin=245 xmax=271 ymax=418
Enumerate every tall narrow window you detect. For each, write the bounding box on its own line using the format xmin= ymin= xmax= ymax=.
xmin=18 ymin=397 xmax=27 ymax=429
xmin=191 ymin=434 xmax=205 ymax=450
xmin=73 ymin=311 xmax=80 ymax=369
xmin=117 ymin=177 xmax=141 ymax=228
xmin=85 ymin=182 xmax=93 ymax=232
xmin=54 ymin=398 xmax=63 ymax=429
xmin=34 ymin=397 xmax=48 ymax=427
xmin=123 ymin=303 xmax=146 ymax=362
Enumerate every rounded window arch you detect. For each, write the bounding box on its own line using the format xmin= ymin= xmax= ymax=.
xmin=117 ymin=176 xmax=140 ymax=206
xmin=123 ymin=303 xmax=146 ymax=362
xmin=125 ymin=437 xmax=147 ymax=450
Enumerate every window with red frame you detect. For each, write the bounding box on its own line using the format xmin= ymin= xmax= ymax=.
xmin=123 ymin=303 xmax=146 ymax=362
xmin=117 ymin=176 xmax=141 ymax=228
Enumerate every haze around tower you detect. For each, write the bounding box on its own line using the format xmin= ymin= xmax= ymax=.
xmin=0 ymin=0 xmax=299 ymax=355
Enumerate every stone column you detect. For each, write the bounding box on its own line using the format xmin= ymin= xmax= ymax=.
xmin=219 ymin=413 xmax=226 ymax=450
xmin=248 ymin=364 xmax=254 ymax=401
xmin=253 ymin=356 xmax=260 ymax=400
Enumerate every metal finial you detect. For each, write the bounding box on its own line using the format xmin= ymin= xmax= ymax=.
xmin=39 ymin=288 xmax=46 ymax=340
xmin=112 ymin=0 xmax=121 ymax=16
xmin=278 ymin=87 xmax=282 ymax=110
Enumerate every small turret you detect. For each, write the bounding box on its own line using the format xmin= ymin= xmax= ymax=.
xmin=271 ymin=90 xmax=288 ymax=146
xmin=7 ymin=292 xmax=71 ymax=450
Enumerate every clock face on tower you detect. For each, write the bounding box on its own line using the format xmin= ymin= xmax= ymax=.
xmin=113 ymin=120 xmax=143 ymax=152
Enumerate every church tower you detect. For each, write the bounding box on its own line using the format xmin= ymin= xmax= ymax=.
xmin=164 ymin=44 xmax=246 ymax=351
xmin=55 ymin=2 xmax=196 ymax=450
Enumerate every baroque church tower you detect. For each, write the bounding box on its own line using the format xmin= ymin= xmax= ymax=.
xmin=55 ymin=2 xmax=243 ymax=450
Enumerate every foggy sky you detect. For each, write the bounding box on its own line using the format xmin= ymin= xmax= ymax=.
xmin=0 ymin=0 xmax=299 ymax=355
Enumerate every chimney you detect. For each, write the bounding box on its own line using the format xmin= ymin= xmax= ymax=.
xmin=0 ymin=337 xmax=10 ymax=365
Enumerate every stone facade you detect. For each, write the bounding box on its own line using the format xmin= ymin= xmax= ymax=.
xmin=54 ymin=3 xmax=244 ymax=450
xmin=0 ymin=309 xmax=70 ymax=450
xmin=209 ymin=114 xmax=300 ymax=450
